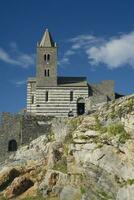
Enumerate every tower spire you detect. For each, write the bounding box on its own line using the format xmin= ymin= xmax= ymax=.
xmin=40 ymin=28 xmax=55 ymax=47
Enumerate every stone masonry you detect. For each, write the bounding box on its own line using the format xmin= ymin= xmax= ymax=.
xmin=27 ymin=29 xmax=115 ymax=117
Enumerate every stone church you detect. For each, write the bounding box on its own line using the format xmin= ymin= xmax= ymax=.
xmin=27 ymin=29 xmax=115 ymax=117
xmin=0 ymin=29 xmax=117 ymax=160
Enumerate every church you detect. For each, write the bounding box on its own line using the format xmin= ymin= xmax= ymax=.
xmin=27 ymin=29 xmax=115 ymax=117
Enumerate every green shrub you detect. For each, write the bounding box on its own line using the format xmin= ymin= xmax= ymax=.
xmin=69 ymin=117 xmax=83 ymax=132
xmin=127 ymin=179 xmax=134 ymax=185
xmin=109 ymin=112 xmax=116 ymax=119
xmin=80 ymin=186 xmax=86 ymax=194
xmin=79 ymin=135 xmax=89 ymax=140
xmin=97 ymin=189 xmax=115 ymax=200
xmin=127 ymin=99 xmax=134 ymax=112
xmin=22 ymin=194 xmax=45 ymax=200
xmin=107 ymin=123 xmax=130 ymax=143
xmin=108 ymin=107 xmax=117 ymax=119
xmin=0 ymin=197 xmax=8 ymax=200
xmin=65 ymin=132 xmax=73 ymax=144
xmin=93 ymin=115 xmax=107 ymax=133
xmin=53 ymin=156 xmax=67 ymax=173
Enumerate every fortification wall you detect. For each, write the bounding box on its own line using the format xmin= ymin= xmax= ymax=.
xmin=91 ymin=80 xmax=115 ymax=100
xmin=0 ymin=113 xmax=53 ymax=162
xmin=86 ymin=80 xmax=115 ymax=112
xmin=0 ymin=113 xmax=21 ymax=161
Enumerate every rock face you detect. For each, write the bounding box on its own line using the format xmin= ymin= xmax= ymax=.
xmin=0 ymin=94 xmax=134 ymax=200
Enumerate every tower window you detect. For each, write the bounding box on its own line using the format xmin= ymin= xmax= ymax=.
xmin=44 ymin=54 xmax=47 ymax=62
xmin=44 ymin=70 xmax=50 ymax=77
xmin=46 ymin=91 xmax=48 ymax=102
xmin=44 ymin=54 xmax=50 ymax=63
xmin=47 ymin=54 xmax=50 ymax=61
xmin=70 ymin=91 xmax=73 ymax=101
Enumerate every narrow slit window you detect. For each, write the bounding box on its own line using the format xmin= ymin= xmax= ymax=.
xmin=70 ymin=91 xmax=73 ymax=101
xmin=44 ymin=70 xmax=47 ymax=76
xmin=44 ymin=54 xmax=50 ymax=63
xmin=48 ymin=69 xmax=50 ymax=77
xmin=46 ymin=91 xmax=48 ymax=102
xmin=31 ymin=95 xmax=34 ymax=104
xmin=47 ymin=54 xmax=50 ymax=62
xmin=44 ymin=54 xmax=47 ymax=62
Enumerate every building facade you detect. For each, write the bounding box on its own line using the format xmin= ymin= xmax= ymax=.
xmin=27 ymin=29 xmax=89 ymax=117
xmin=27 ymin=29 xmax=115 ymax=117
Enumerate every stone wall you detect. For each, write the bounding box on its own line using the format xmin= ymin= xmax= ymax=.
xmin=91 ymin=80 xmax=115 ymax=101
xmin=0 ymin=113 xmax=53 ymax=162
xmin=21 ymin=115 xmax=53 ymax=144
xmin=36 ymin=46 xmax=57 ymax=87
xmin=0 ymin=113 xmax=21 ymax=161
xmin=86 ymin=80 xmax=115 ymax=112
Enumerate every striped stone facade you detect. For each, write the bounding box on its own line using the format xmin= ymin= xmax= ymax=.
xmin=27 ymin=81 xmax=89 ymax=117
xmin=27 ymin=29 xmax=89 ymax=117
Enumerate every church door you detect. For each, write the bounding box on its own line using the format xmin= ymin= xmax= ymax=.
xmin=77 ymin=98 xmax=85 ymax=115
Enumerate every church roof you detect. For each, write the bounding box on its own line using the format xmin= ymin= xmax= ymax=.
xmin=28 ymin=76 xmax=88 ymax=87
xmin=39 ymin=29 xmax=55 ymax=47
xmin=57 ymin=76 xmax=88 ymax=87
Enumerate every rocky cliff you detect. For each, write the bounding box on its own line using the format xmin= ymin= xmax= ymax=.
xmin=0 ymin=94 xmax=134 ymax=200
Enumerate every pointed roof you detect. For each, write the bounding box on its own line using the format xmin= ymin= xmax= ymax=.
xmin=40 ymin=29 xmax=55 ymax=47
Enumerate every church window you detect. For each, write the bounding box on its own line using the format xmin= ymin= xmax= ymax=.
xmin=47 ymin=54 xmax=50 ymax=61
xmin=31 ymin=95 xmax=34 ymax=104
xmin=44 ymin=54 xmax=50 ymax=63
xmin=70 ymin=91 xmax=73 ymax=101
xmin=44 ymin=70 xmax=50 ymax=77
xmin=44 ymin=54 xmax=47 ymax=62
xmin=44 ymin=70 xmax=47 ymax=76
xmin=48 ymin=69 xmax=50 ymax=76
xmin=46 ymin=91 xmax=48 ymax=102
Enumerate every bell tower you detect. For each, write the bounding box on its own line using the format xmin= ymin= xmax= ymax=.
xmin=36 ymin=29 xmax=57 ymax=87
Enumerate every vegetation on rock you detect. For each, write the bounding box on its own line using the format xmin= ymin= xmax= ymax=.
xmin=0 ymin=95 xmax=134 ymax=200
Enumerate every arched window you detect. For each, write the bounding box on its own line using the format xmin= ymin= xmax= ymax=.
xmin=46 ymin=91 xmax=48 ymax=102
xmin=70 ymin=91 xmax=73 ymax=101
xmin=48 ymin=69 xmax=50 ymax=77
xmin=44 ymin=70 xmax=50 ymax=77
xmin=44 ymin=54 xmax=50 ymax=63
xmin=47 ymin=54 xmax=50 ymax=62
xmin=31 ymin=95 xmax=34 ymax=104
xmin=8 ymin=140 xmax=17 ymax=152
xmin=44 ymin=54 xmax=47 ymax=62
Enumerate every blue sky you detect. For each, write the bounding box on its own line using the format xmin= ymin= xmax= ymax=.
xmin=0 ymin=0 xmax=134 ymax=113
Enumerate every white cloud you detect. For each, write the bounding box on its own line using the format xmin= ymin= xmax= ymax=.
xmin=58 ymin=50 xmax=75 ymax=66
xmin=58 ymin=57 xmax=70 ymax=66
xmin=17 ymin=54 xmax=35 ymax=68
xmin=87 ymin=32 xmax=134 ymax=69
xmin=62 ymin=32 xmax=134 ymax=69
xmin=64 ymin=50 xmax=75 ymax=56
xmin=0 ymin=43 xmax=34 ymax=68
xmin=59 ymin=34 xmax=103 ymax=67
xmin=13 ymin=80 xmax=26 ymax=87
xmin=0 ymin=48 xmax=21 ymax=65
